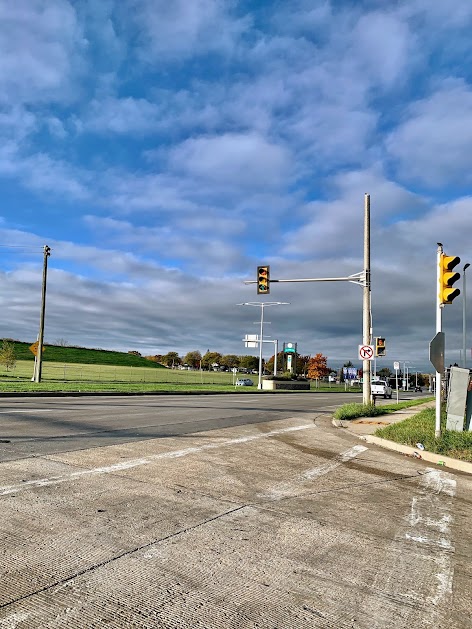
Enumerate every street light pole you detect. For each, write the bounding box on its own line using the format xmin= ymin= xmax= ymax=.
xmin=463 ymin=263 xmax=470 ymax=369
xmin=237 ymin=302 xmax=289 ymax=389
xmin=258 ymin=304 xmax=265 ymax=388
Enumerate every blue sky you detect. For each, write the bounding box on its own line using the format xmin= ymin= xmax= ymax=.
xmin=1 ymin=0 xmax=472 ymax=370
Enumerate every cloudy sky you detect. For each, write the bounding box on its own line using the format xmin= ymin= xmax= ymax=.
xmin=0 ymin=0 xmax=471 ymax=371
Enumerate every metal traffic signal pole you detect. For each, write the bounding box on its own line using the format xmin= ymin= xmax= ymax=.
xmin=435 ymin=243 xmax=444 ymax=437
xmin=362 ymin=193 xmax=372 ymax=405
xmin=245 ymin=194 xmax=372 ymax=399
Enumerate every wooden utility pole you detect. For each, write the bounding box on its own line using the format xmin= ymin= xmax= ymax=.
xmin=33 ymin=245 xmax=50 ymax=383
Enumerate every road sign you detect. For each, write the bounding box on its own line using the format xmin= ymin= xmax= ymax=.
xmin=429 ymin=331 xmax=445 ymax=373
xmin=393 ymin=361 xmax=400 ymax=371
xmin=243 ymin=334 xmax=259 ymax=348
xmin=284 ymin=342 xmax=296 ymax=354
xmin=29 ymin=342 xmax=45 ymax=356
xmin=358 ymin=345 xmax=374 ymax=361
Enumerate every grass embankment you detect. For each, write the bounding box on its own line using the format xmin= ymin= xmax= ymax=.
xmin=2 ymin=340 xmax=165 ymax=368
xmin=375 ymin=407 xmax=472 ymax=462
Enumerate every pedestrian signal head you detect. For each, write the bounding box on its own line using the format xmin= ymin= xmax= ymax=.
xmin=257 ymin=265 xmax=270 ymax=294
xmin=439 ymin=254 xmax=461 ymax=305
xmin=375 ymin=337 xmax=386 ymax=357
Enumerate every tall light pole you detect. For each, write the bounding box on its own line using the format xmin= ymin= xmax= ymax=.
xmin=463 ymin=263 xmax=470 ymax=369
xmin=238 ymin=302 xmax=289 ymax=389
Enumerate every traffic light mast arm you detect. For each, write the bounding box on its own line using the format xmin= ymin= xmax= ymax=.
xmin=245 ymin=271 xmax=367 ymax=287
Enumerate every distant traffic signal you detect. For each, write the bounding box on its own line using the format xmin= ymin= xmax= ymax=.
xmin=439 ymin=253 xmax=461 ymax=305
xmin=257 ymin=265 xmax=270 ymax=294
xmin=375 ymin=337 xmax=386 ymax=357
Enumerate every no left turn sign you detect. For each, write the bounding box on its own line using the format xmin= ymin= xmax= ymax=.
xmin=358 ymin=344 xmax=374 ymax=360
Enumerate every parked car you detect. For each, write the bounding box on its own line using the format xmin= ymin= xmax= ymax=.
xmin=235 ymin=378 xmax=254 ymax=386
xmin=371 ymin=380 xmax=393 ymax=399
xmin=414 ymin=386 xmax=422 ymax=392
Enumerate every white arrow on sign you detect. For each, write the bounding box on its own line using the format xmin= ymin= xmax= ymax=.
xmin=358 ymin=344 xmax=374 ymax=361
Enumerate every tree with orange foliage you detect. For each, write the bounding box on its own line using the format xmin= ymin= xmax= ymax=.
xmin=307 ymin=353 xmax=329 ymax=380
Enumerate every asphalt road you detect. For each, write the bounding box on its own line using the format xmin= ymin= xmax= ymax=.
xmin=1 ymin=391 xmax=469 ymax=628
xmin=0 ymin=390 xmax=367 ymax=462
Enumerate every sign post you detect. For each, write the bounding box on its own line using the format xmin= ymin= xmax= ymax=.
xmin=394 ymin=361 xmax=400 ymax=403
xmin=430 ymin=327 xmax=446 ymax=437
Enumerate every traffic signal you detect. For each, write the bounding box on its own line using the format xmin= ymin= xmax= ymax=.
xmin=376 ymin=337 xmax=386 ymax=357
xmin=257 ymin=265 xmax=270 ymax=294
xmin=439 ymin=253 xmax=461 ymax=304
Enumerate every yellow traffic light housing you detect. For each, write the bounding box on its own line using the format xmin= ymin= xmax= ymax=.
xmin=375 ymin=337 xmax=386 ymax=357
xmin=439 ymin=254 xmax=461 ymax=305
xmin=257 ymin=265 xmax=270 ymax=294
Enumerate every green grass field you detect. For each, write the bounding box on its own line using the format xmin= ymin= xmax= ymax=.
xmin=0 ymin=360 xmax=356 ymax=393
xmin=0 ymin=340 xmax=358 ymax=393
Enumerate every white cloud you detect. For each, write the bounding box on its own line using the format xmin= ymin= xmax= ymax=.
xmin=130 ymin=0 xmax=250 ymax=60
xmin=0 ymin=145 xmax=90 ymax=200
xmin=83 ymin=97 xmax=163 ymax=134
xmin=349 ymin=10 xmax=413 ymax=88
xmin=386 ymin=81 xmax=472 ymax=187
xmin=83 ymin=215 xmax=247 ymax=272
xmin=167 ymin=132 xmax=293 ymax=189
xmin=0 ymin=0 xmax=86 ymax=105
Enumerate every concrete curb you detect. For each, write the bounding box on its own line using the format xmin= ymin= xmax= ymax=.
xmin=332 ymin=417 xmax=472 ymax=475
xmin=361 ymin=435 xmax=472 ymax=475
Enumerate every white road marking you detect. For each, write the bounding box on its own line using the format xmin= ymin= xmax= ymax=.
xmin=403 ymin=468 xmax=456 ymax=610
xmin=0 ymin=424 xmax=315 ymax=496
xmin=260 ymin=444 xmax=368 ymax=500
xmin=0 ymin=410 xmax=53 ymax=414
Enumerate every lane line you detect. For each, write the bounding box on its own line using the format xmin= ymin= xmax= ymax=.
xmin=0 ymin=423 xmax=315 ymax=496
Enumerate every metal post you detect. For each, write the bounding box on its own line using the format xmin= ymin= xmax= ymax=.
xmin=238 ymin=302 xmax=289 ymax=390
xmin=274 ymin=339 xmax=278 ymax=376
xmin=463 ymin=263 xmax=470 ymax=369
xmin=436 ymin=243 xmax=443 ymax=438
xmin=362 ymin=194 xmax=372 ymax=405
xmin=33 ymin=245 xmax=50 ymax=383
xmin=258 ymin=304 xmax=264 ymax=389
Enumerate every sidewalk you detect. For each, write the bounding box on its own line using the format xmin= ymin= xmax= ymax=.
xmin=332 ymin=400 xmax=472 ymax=475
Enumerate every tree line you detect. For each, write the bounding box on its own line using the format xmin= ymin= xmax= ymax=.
xmin=144 ymin=350 xmax=332 ymax=379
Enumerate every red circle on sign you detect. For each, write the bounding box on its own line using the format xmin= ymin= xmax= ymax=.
xmin=360 ymin=345 xmax=373 ymax=359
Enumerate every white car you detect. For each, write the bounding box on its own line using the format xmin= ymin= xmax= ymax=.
xmin=371 ymin=380 xmax=393 ymax=399
xmin=235 ymin=378 xmax=254 ymax=386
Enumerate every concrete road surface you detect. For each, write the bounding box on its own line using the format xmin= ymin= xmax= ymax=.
xmin=0 ymin=393 xmax=470 ymax=628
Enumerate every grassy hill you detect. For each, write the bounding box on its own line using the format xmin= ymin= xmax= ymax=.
xmin=2 ymin=339 xmax=165 ymax=369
